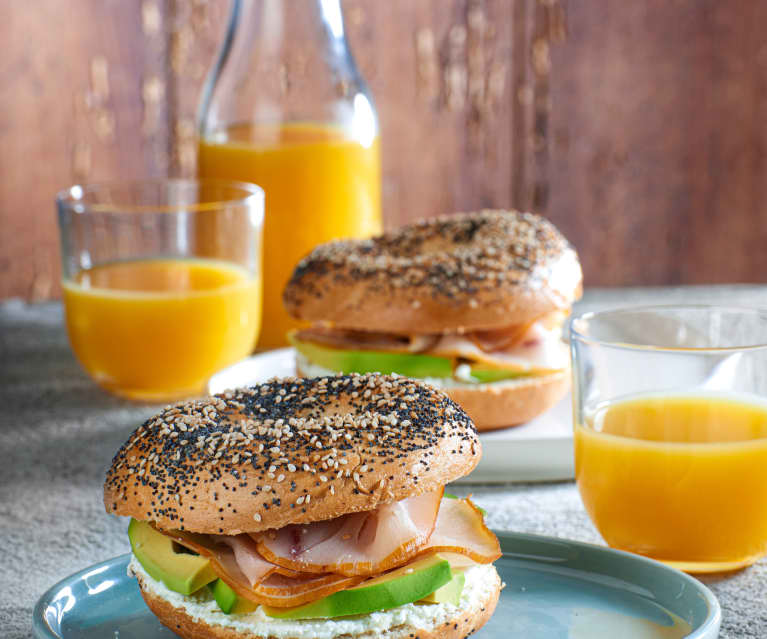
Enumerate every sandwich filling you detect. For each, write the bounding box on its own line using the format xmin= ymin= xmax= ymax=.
xmin=129 ymin=491 xmax=500 ymax=619
xmin=291 ymin=312 xmax=568 ymax=385
xmin=131 ymin=557 xmax=498 ymax=639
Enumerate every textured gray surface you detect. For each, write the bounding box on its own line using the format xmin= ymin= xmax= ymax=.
xmin=2 ymin=288 xmax=767 ymax=638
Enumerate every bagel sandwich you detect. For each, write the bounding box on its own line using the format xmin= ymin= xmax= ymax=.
xmin=104 ymin=374 xmax=502 ymax=639
xmin=283 ymin=210 xmax=582 ymax=431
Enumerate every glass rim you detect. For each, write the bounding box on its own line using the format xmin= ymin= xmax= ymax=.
xmin=55 ymin=178 xmax=264 ymax=215
xmin=569 ymin=304 xmax=767 ymax=353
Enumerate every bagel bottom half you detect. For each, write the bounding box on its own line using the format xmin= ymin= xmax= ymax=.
xmin=132 ymin=557 xmax=501 ymax=639
xmin=442 ymin=370 xmax=570 ymax=432
xmin=296 ymin=357 xmax=569 ymax=433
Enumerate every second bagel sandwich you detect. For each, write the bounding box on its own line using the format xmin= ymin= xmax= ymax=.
xmin=105 ymin=374 xmax=502 ymax=639
xmin=284 ymin=209 xmax=582 ymax=430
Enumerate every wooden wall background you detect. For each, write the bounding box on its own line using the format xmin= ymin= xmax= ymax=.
xmin=2 ymin=0 xmax=767 ymax=301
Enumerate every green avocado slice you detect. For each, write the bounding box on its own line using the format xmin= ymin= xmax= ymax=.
xmin=291 ymin=334 xmax=454 ymax=378
xmin=291 ymin=334 xmax=530 ymax=383
xmin=263 ymin=553 xmax=453 ymax=620
xmin=128 ymin=519 xmax=217 ymax=595
xmin=210 ymin=579 xmax=258 ymax=615
xmin=466 ymin=366 xmax=528 ymax=383
xmin=418 ymin=572 xmax=465 ymax=605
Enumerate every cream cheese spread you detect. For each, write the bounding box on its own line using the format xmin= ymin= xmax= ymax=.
xmin=130 ymin=555 xmax=498 ymax=639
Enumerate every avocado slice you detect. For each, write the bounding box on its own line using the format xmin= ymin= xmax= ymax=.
xmin=263 ymin=553 xmax=453 ymax=620
xmin=292 ymin=334 xmax=530 ymax=383
xmin=418 ymin=572 xmax=465 ymax=605
xmin=291 ymin=335 xmax=454 ymax=379
xmin=210 ymin=579 xmax=258 ymax=615
xmin=466 ymin=365 xmax=527 ymax=383
xmin=128 ymin=519 xmax=217 ymax=595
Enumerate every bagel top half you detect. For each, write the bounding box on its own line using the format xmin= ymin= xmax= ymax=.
xmin=283 ymin=209 xmax=582 ymax=334
xmin=104 ymin=374 xmax=480 ymax=535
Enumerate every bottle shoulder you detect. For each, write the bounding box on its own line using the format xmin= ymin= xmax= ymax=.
xmin=199 ymin=0 xmax=375 ymax=135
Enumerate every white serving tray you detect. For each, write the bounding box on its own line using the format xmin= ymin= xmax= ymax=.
xmin=208 ymin=348 xmax=574 ymax=484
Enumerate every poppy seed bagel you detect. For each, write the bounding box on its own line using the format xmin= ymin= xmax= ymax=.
xmin=283 ymin=209 xmax=582 ymax=335
xmin=104 ymin=374 xmax=480 ymax=535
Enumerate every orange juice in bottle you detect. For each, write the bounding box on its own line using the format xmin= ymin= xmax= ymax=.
xmin=198 ymin=0 xmax=381 ymax=348
xmin=199 ymin=124 xmax=380 ymax=348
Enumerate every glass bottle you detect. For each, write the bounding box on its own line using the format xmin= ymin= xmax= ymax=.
xmin=198 ymin=0 xmax=382 ymax=349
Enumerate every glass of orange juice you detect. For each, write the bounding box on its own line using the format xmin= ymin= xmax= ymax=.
xmin=571 ymin=305 xmax=767 ymax=573
xmin=56 ymin=179 xmax=263 ymax=402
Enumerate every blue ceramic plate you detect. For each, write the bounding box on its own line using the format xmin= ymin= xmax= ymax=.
xmin=34 ymin=531 xmax=720 ymax=639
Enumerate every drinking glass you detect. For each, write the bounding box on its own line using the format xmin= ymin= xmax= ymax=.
xmin=57 ymin=179 xmax=264 ymax=402
xmin=571 ymin=305 xmax=767 ymax=572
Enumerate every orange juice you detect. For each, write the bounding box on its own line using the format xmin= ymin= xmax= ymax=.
xmin=198 ymin=123 xmax=381 ymax=349
xmin=575 ymin=393 xmax=767 ymax=572
xmin=63 ymin=258 xmax=261 ymax=401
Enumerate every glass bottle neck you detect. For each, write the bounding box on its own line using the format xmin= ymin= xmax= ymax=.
xmin=199 ymin=0 xmax=378 ymax=152
xmin=234 ymin=0 xmax=350 ymax=66
xmin=199 ymin=0 xmax=369 ymax=131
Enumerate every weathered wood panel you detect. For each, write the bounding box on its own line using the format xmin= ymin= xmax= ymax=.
xmin=547 ymin=1 xmax=767 ymax=285
xmin=343 ymin=0 xmax=524 ymax=227
xmin=0 ymin=0 xmax=168 ymax=300
xmin=3 ymin=0 xmax=767 ymax=300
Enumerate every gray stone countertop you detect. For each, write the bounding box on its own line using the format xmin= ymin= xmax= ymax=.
xmin=2 ymin=286 xmax=767 ymax=638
